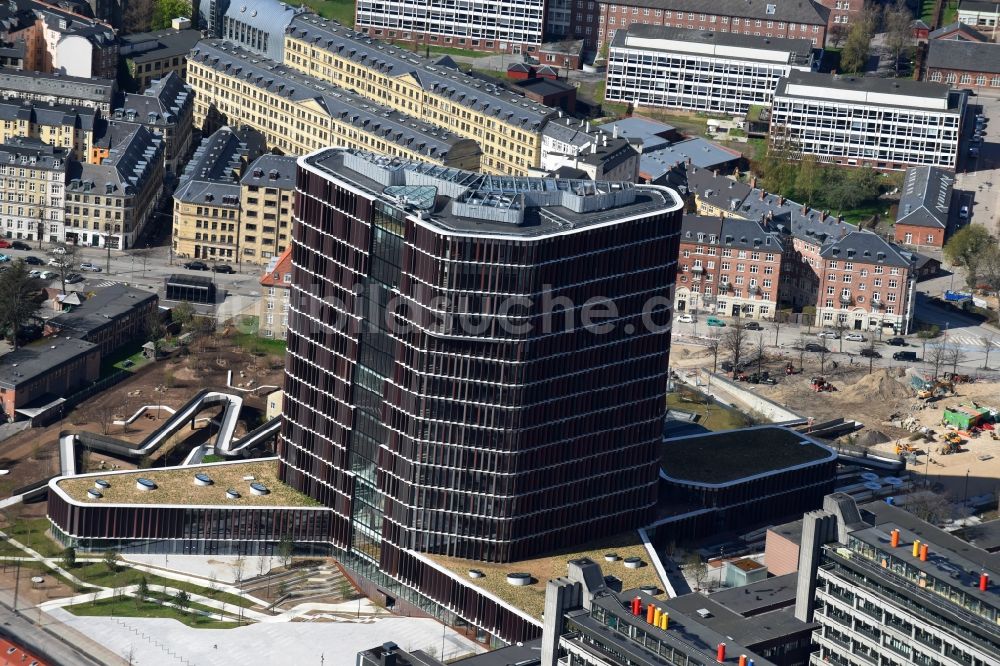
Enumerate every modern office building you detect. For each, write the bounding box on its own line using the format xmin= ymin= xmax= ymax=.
xmin=119 ymin=27 xmax=203 ymax=92
xmin=606 ymin=26 xmax=814 ymax=115
xmin=893 ymin=166 xmax=954 ymax=249
xmin=186 ymin=40 xmax=482 ymax=170
xmin=64 ymin=126 xmax=164 ymax=250
xmin=284 ymin=14 xmax=555 ymax=175
xmin=0 ymin=137 xmax=68 ymax=244
xmin=354 ymin=0 xmax=546 ymax=56
xmin=791 ymin=494 xmax=999 ymax=666
xmin=770 ymin=72 xmax=964 ymax=170
xmin=0 ymin=70 xmax=115 ymax=114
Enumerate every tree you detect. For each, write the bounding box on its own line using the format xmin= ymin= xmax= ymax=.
xmin=815 ymin=344 xmax=830 ymax=374
xmin=834 ymin=319 xmax=849 ymax=353
xmin=145 ymin=309 xmax=166 ymax=343
xmin=685 ymin=552 xmax=708 ymax=590
xmin=0 ymin=260 xmax=42 ymax=351
xmin=945 ymin=340 xmax=966 ymax=375
xmin=278 ymin=534 xmax=294 ymax=569
xmin=943 ymin=225 xmax=992 ymax=291
xmin=981 ymin=335 xmax=995 ymax=369
xmin=979 ymin=244 xmax=1000 ymax=295
xmin=864 ymin=339 xmax=878 ymax=374
xmin=103 ymin=549 xmax=119 ymax=573
xmin=721 ymin=318 xmax=749 ymax=377
xmin=927 ymin=343 xmax=947 ymax=378
xmin=840 ymin=8 xmax=877 ymax=74
xmin=151 ymin=0 xmax=191 ymax=30
xmin=754 ymin=333 xmax=766 ymax=377
xmin=61 ymin=546 xmax=76 ymax=569
xmin=904 ymin=491 xmax=955 ymax=526
xmin=86 ymin=403 xmax=119 ymax=436
xmin=797 ymin=333 xmax=811 ymax=369
xmin=706 ymin=334 xmax=721 ymax=373
xmin=171 ymin=301 xmax=196 ymax=330
xmin=883 ymin=0 xmax=915 ymax=76
xmin=173 ymin=589 xmax=190 ymax=615
xmin=794 ymin=154 xmax=825 ymax=206
xmin=55 ymin=243 xmax=80 ymax=294
xmin=136 ymin=576 xmax=149 ymax=600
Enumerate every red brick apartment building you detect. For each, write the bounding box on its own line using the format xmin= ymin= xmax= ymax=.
xmin=593 ymin=0 xmax=832 ymax=53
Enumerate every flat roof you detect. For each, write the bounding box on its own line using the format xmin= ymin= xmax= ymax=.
xmin=661 ymin=594 xmax=812 ymax=648
xmin=660 ymin=426 xmax=835 ymax=485
xmin=423 ymin=531 xmax=666 ymax=619
xmin=0 ymin=337 xmax=98 ymax=389
xmin=301 ymin=148 xmax=681 ymax=239
xmin=708 ymin=572 xmax=800 ymax=616
xmin=776 ymin=71 xmax=960 ymax=112
xmin=614 ymin=25 xmax=814 ymax=63
xmin=54 ymin=459 xmax=321 ymax=507
xmin=47 ymin=284 xmax=156 ymax=339
xmin=513 ymin=77 xmax=575 ymax=97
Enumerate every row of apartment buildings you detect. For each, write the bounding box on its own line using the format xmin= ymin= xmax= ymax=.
xmin=350 ymin=0 xmax=856 ymax=57
xmin=606 ymin=25 xmax=966 ymax=171
xmin=671 ymin=164 xmax=916 ymax=332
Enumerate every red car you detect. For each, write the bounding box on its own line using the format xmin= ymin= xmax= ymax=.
xmin=0 ymin=240 xmax=10 ymax=249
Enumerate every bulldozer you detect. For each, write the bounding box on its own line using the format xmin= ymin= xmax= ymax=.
xmin=917 ymin=380 xmax=954 ymax=400
xmin=811 ymin=376 xmax=837 ymax=392
xmin=895 ymin=441 xmax=917 ymax=455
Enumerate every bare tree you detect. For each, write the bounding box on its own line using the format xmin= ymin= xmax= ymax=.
xmin=904 ymin=491 xmax=955 ymax=526
xmin=721 ymin=318 xmax=749 ymax=377
xmin=797 ymin=333 xmax=811 ymax=370
xmin=927 ymin=343 xmax=947 ymax=378
xmin=755 ymin=333 xmax=766 ymax=377
xmin=864 ymin=339 xmax=878 ymax=375
xmin=685 ymin=552 xmax=708 ymax=591
xmin=705 ymin=334 xmax=721 ymax=373
xmin=883 ymin=0 xmax=915 ymax=76
xmin=815 ymin=345 xmax=830 ymax=374
xmin=981 ymin=334 xmax=995 ymax=370
xmin=945 ymin=340 xmax=966 ymax=375
xmin=55 ymin=243 xmax=80 ymax=293
xmin=86 ymin=403 xmax=119 ymax=436
xmin=834 ymin=319 xmax=849 ymax=353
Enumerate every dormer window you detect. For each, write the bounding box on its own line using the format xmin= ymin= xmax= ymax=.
xmin=709 ymin=235 xmax=716 ymax=243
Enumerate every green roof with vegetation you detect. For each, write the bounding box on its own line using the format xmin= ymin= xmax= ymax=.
xmin=427 ymin=531 xmax=665 ymax=619
xmin=57 ymin=460 xmax=321 ymax=507
xmin=660 ymin=427 xmax=832 ymax=484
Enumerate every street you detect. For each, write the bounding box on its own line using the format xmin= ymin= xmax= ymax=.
xmin=956 ymin=89 xmax=1000 ymax=237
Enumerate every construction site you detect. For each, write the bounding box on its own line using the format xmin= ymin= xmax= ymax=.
xmin=669 ymin=340 xmax=1000 ymax=511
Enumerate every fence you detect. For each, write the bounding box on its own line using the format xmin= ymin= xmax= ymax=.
xmin=64 ymin=370 xmax=130 ymax=411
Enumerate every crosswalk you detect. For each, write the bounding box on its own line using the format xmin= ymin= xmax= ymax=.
xmin=942 ymin=334 xmax=1000 ymax=349
xmin=87 ymin=280 xmax=118 ymax=289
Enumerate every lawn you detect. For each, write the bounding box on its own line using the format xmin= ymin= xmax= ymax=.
xmin=666 ymin=390 xmax=749 ymax=432
xmin=100 ymin=339 xmax=150 ymax=375
xmin=920 ymin=0 xmax=936 ymax=24
xmin=838 ymin=202 xmax=889 ymax=226
xmin=232 ymin=333 xmax=286 ymax=358
xmin=5 ymin=518 xmax=63 ymax=557
xmin=427 ymin=46 xmax=494 ymax=59
xmin=71 ymin=563 xmax=257 ymax=609
xmin=65 ymin=596 xmax=240 ymax=629
xmin=285 ymin=0 xmax=355 ymax=25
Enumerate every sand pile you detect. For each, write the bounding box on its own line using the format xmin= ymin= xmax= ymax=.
xmin=840 ymin=368 xmax=914 ymax=402
xmin=843 ymin=428 xmax=891 ymax=448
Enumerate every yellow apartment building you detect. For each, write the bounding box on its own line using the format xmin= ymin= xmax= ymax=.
xmin=0 ymin=99 xmax=96 ymax=161
xmin=283 ymin=14 xmax=555 ymax=175
xmin=186 ymin=40 xmax=481 ymax=170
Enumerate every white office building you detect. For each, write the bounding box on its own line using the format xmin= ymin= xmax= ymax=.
xmin=605 ymin=25 xmax=815 ymax=115
xmin=770 ymin=72 xmax=964 ymax=170
xmin=355 ymin=0 xmax=545 ymax=54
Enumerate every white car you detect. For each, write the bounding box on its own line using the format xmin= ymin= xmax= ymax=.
xmin=47 ymin=257 xmax=65 ymax=267
xmin=959 ymin=205 xmax=970 ymax=219
xmin=844 ymin=333 xmax=866 ymax=342
xmin=50 ymin=246 xmax=67 ymax=255
xmin=677 ymin=314 xmax=694 ymax=324
xmin=79 ymin=262 xmax=102 ymax=272
xmin=817 ymin=330 xmax=840 ymax=339
xmin=28 ymin=269 xmax=41 ymax=278
xmin=39 ymin=270 xmax=57 ymax=279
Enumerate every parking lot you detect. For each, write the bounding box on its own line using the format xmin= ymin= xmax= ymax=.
xmin=956 ymin=90 xmax=1000 ymax=236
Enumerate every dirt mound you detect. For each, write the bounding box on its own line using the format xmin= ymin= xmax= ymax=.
xmin=842 ymin=428 xmax=891 ymax=448
xmin=840 ymin=368 xmax=914 ymax=402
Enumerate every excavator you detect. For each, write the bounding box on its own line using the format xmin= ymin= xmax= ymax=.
xmin=895 ymin=441 xmax=918 ymax=455
xmin=938 ymin=432 xmax=963 ymax=455
xmin=917 ymin=380 xmax=954 ymax=400
xmin=811 ymin=376 xmax=837 ymax=392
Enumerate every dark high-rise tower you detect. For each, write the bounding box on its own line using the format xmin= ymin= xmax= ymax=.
xmin=279 ymin=149 xmax=683 ymax=568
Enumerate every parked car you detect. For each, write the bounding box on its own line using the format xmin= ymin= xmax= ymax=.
xmin=804 ymin=343 xmax=828 ymax=353
xmin=677 ymin=313 xmax=694 ymax=324
xmin=183 ymin=260 xmax=209 ymax=271
xmin=706 ymin=316 xmax=726 ymax=327
xmin=79 ymin=262 xmax=102 ymax=272
xmin=47 ymin=257 xmax=65 ymax=267
xmin=817 ymin=330 xmax=840 ymax=339
xmin=64 ymin=272 xmax=84 ymax=284
xmin=39 ymin=270 xmax=57 ymax=279
xmin=0 ymin=240 xmax=10 ymax=249
xmin=969 ymin=147 xmax=980 ymax=158
xmin=743 ymin=321 xmax=762 ymax=330
xmin=892 ymin=351 xmax=919 ymax=362
xmin=50 ymin=246 xmax=67 ymax=255
xmin=28 ymin=269 xmax=41 ymax=278
xmin=959 ymin=205 xmax=970 ymax=219
xmin=844 ymin=333 xmax=866 ymax=342
xmin=212 ymin=264 xmax=235 ymax=274
xmin=23 ymin=255 xmax=42 ymax=265
xmin=860 ymin=348 xmax=882 ymax=359
xmin=0 ymin=254 xmax=9 ymax=263
xmin=10 ymin=240 xmax=30 ymax=251
xmin=886 ymin=337 xmax=906 ymax=346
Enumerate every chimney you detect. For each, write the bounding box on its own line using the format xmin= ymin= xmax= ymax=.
xmin=716 ymin=643 xmax=726 ymax=663
xmin=631 ymin=596 xmax=642 ymax=616
xmin=912 ymin=539 xmax=921 ymax=558
xmin=890 ymin=529 xmax=900 ymax=548
xmin=558 ymin=109 xmax=563 ymax=118
xmin=759 ymin=189 xmax=765 ymax=201
xmin=801 ymin=203 xmax=808 ymax=215
xmin=920 ymin=544 xmax=929 ymax=561
xmin=586 ymin=121 xmax=591 ymax=133
xmin=713 ymin=169 xmax=719 ymax=177
xmin=381 ymin=643 xmax=398 ymax=666
xmin=613 ymin=124 xmax=619 ymax=139
xmin=603 ymin=134 xmax=607 ymax=147
xmin=750 ymin=176 xmax=757 ymax=189
xmin=686 ymin=157 xmax=692 ymax=165
xmin=980 ymin=572 xmax=990 ymax=591
xmin=779 ymin=196 xmax=785 ymax=207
